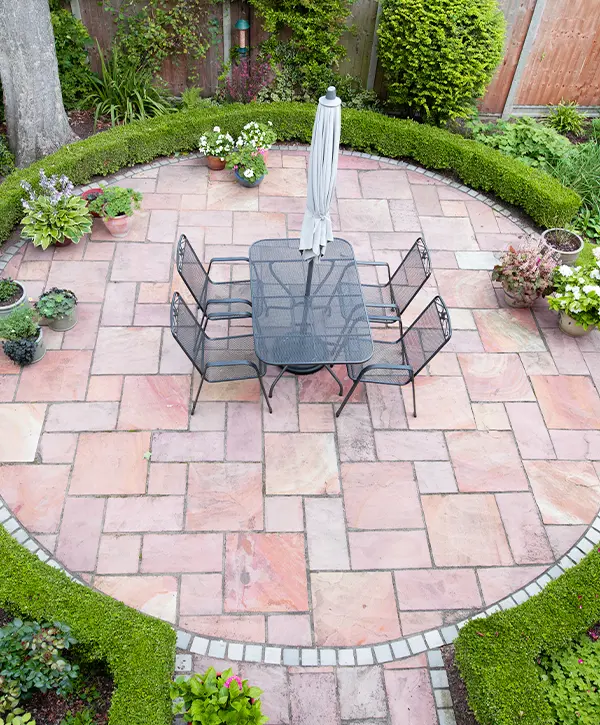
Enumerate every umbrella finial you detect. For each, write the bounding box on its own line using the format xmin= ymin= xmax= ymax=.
xmin=326 ymin=86 xmax=337 ymax=100
xmin=320 ymin=86 xmax=341 ymax=108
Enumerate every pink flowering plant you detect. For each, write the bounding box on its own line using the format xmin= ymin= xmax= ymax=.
xmin=491 ymin=238 xmax=558 ymax=305
xmin=171 ymin=667 xmax=267 ymax=724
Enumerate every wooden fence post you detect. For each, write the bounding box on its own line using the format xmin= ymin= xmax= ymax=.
xmin=223 ymin=0 xmax=231 ymax=76
xmin=367 ymin=0 xmax=382 ymax=91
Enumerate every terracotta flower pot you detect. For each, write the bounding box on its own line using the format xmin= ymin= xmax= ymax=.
xmin=558 ymin=311 xmax=591 ymax=337
xmin=102 ymin=215 xmax=132 ymax=238
xmin=54 ymin=237 xmax=73 ymax=247
xmin=207 ymin=155 xmax=226 ymax=171
xmin=81 ymin=188 xmax=104 ymax=217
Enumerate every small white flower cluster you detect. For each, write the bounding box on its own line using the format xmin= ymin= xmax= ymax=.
xmin=199 ymin=126 xmax=234 ymax=160
xmin=237 ymin=120 xmax=275 ymax=151
xmin=243 ymin=168 xmax=255 ymax=179
xmin=548 ymin=256 xmax=600 ymax=328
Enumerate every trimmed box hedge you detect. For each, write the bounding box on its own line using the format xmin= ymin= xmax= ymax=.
xmin=0 ymin=103 xmax=580 ymax=244
xmin=0 ymin=528 xmax=175 ymax=725
xmin=455 ymin=548 xmax=600 ymax=725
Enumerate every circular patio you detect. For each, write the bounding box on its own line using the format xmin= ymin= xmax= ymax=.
xmin=1 ymin=147 xmax=600 ymax=660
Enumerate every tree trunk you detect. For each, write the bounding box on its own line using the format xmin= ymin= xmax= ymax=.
xmin=0 ymin=0 xmax=77 ymax=168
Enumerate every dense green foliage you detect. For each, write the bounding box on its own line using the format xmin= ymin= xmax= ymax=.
xmin=551 ymin=142 xmax=600 ymax=210
xmin=547 ymin=101 xmax=586 ymax=137
xmin=378 ymin=0 xmax=505 ymax=123
xmin=1 ymin=340 xmax=37 ymax=367
xmin=0 ymin=137 xmax=15 ymax=178
xmin=548 ymin=257 xmax=600 ymax=331
xmin=36 ymin=288 xmax=78 ymax=320
xmin=0 ymin=307 xmax=39 ymax=341
xmin=574 ymin=208 xmax=600 ymax=243
xmin=21 ymin=195 xmax=91 ymax=249
xmin=88 ymin=187 xmax=142 ymax=218
xmin=0 ymin=278 xmax=20 ymax=305
xmin=455 ymin=548 xmax=600 ymax=725
xmin=0 ymin=527 xmax=175 ymax=725
xmin=51 ymin=9 xmax=95 ymax=110
xmin=0 ymin=104 xmax=580 ymax=245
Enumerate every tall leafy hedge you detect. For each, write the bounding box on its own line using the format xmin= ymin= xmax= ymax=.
xmin=378 ymin=0 xmax=505 ymax=123
xmin=0 ymin=103 xmax=580 ymax=245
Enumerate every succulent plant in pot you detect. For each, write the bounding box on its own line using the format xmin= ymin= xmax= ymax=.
xmin=491 ymin=238 xmax=558 ymax=308
xmin=0 ymin=277 xmax=26 ymax=318
xmin=0 ymin=306 xmax=44 ymax=365
xmin=35 ymin=288 xmax=78 ymax=331
xmin=88 ymin=186 xmax=143 ymax=238
xmin=226 ymin=147 xmax=268 ymax=188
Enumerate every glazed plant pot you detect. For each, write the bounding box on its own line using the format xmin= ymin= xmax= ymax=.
xmin=207 ymin=155 xmax=226 ymax=171
xmin=503 ymin=286 xmax=535 ymax=309
xmin=558 ymin=311 xmax=591 ymax=337
xmin=0 ymin=281 xmax=26 ymax=319
xmin=54 ymin=237 xmax=73 ymax=247
xmin=47 ymin=306 xmax=78 ymax=332
xmin=102 ymin=214 xmax=132 ymax=238
xmin=32 ymin=328 xmax=46 ymax=363
xmin=234 ymin=169 xmax=264 ymax=188
xmin=542 ymin=228 xmax=584 ymax=266
xmin=81 ymin=188 xmax=104 ymax=217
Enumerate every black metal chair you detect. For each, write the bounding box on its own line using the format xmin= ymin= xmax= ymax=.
xmin=176 ymin=234 xmax=252 ymax=324
xmin=170 ymin=292 xmax=272 ymax=414
xmin=358 ymin=237 xmax=431 ymax=327
xmin=335 ymin=296 xmax=452 ymax=417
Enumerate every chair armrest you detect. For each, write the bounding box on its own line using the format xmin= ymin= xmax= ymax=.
xmin=368 ymin=315 xmax=401 ymax=324
xmin=206 ymin=297 xmax=252 ymax=306
xmin=356 ymin=260 xmax=391 ymax=284
xmin=356 ymin=362 xmax=414 ymax=380
xmin=207 ymin=257 xmax=250 ymax=273
xmin=205 ymin=359 xmax=261 ymax=376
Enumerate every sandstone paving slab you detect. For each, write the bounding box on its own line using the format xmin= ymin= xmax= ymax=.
xmin=0 ymin=403 xmax=46 ymax=462
xmin=0 ymin=464 xmax=69 ymax=533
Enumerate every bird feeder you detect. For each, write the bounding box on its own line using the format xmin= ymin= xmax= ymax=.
xmin=235 ymin=18 xmax=250 ymax=56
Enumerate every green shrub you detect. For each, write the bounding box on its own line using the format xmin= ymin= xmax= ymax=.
xmin=0 ymin=136 xmax=15 ymax=178
xmin=455 ymin=547 xmax=600 ymax=725
xmin=550 ymin=141 xmax=600 ymax=211
xmin=0 ymin=278 xmax=20 ymax=305
xmin=0 ymin=527 xmax=175 ymax=725
xmin=0 ymin=104 xmax=581 ymax=245
xmin=378 ymin=0 xmax=505 ymax=123
xmin=573 ymin=207 xmax=600 ymax=244
xmin=51 ymin=9 xmax=95 ymax=110
xmin=546 ymin=100 xmax=586 ymax=137
xmin=0 ymin=307 xmax=39 ymax=341
xmin=35 ymin=288 xmax=78 ymax=320
xmin=592 ymin=119 xmax=600 ymax=143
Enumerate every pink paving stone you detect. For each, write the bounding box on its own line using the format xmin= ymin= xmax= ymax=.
xmin=111 ymin=243 xmax=173 ymax=282
xmin=91 ymin=215 xmax=149 ymax=242
xmin=427 ymin=352 xmax=462 ymax=375
xmin=520 ymin=352 xmax=559 ymax=376
xmin=290 ymin=672 xmax=340 ymax=725
xmin=459 ymin=353 xmax=535 ymax=401
xmin=422 ymin=494 xmax=513 ymax=566
xmin=0 ymin=403 xmax=46 ymax=462
xmin=401 ymin=612 xmax=444 ymax=636
xmin=45 ymin=402 xmax=118 ymax=432
xmin=531 ymin=375 xmax=600 ymax=429
xmin=268 ymin=614 xmax=312 ymax=646
xmin=104 ymin=496 xmax=184 ymax=532
xmin=367 ymin=385 xmax=408 ymax=429
xmin=549 ymin=430 xmax=600 ymax=460
xmin=160 ymin=328 xmax=193 ymax=375
xmin=179 ymin=615 xmax=266 ymax=643
xmin=70 ymin=431 xmax=149 ymax=494
xmin=465 ymin=200 xmax=500 ymax=233
xmin=359 ymin=170 xmax=412 ymax=199
xmin=96 ymin=535 xmax=142 ymax=574
xmin=496 ymin=492 xmax=554 ymax=564
xmin=385 ymin=669 xmax=437 ymax=725
xmin=305 ymin=498 xmax=350 ymax=570
xmin=524 ymin=460 xmax=600 ymax=525
xmin=477 ymin=566 xmax=547 ymax=605
xmin=0 ymin=465 xmax=69 ymax=533
xmin=18 ymin=260 xmax=50 ymax=280
xmin=138 ymin=282 xmax=170 ymax=304
xmin=403 ymin=376 xmax=475 ymax=429
xmin=39 ymin=432 xmax=77 ymax=463
xmin=147 ymin=462 xmax=187 ymax=494
xmin=207 ymin=182 xmax=259 ymax=211
xmin=370 ymin=231 xmax=420 ymax=251
xmin=342 ymin=462 xmax=423 ymax=528
xmin=264 ymin=433 xmax=339 ymax=495
xmin=16 ymin=350 xmax=92 ymax=402
xmin=118 ymin=375 xmax=190 ymax=430
xmin=224 ymin=533 xmax=309 ymax=612
xmin=0 ymin=376 xmax=19 ymax=405
xmin=420 ymin=216 xmax=478 ymax=251
xmin=198 ymin=377 xmax=261 ymax=402
xmin=385 ymin=654 xmax=428 ymax=669
xmin=94 ymin=575 xmax=178 ymax=623
xmin=101 ymin=282 xmax=136 ymax=326
xmin=147 ymin=210 xmax=179 ymax=243
xmin=336 ymin=404 xmax=376 ymax=461
xmin=189 ymin=402 xmax=226 ymax=432
xmin=375 ymin=430 xmax=448 ymax=460
xmin=505 ymin=402 xmax=555 ymax=459
xmin=55 ymin=497 xmax=104 ymax=571
xmin=311 ymin=571 xmax=401 ymax=646
xmin=338 ymin=155 xmax=379 ymax=169
xmin=298 ymin=366 xmax=364 ymax=403
xmin=46 ymin=261 xmax=109 ymax=302
xmin=435 ymin=270 xmax=497 ymax=307
xmin=263 ymin=377 xmax=298 ymax=432
xmin=349 ymin=530 xmax=431 ymax=569
xmin=239 ymin=663 xmax=289 ymax=725
xmin=414 ymin=461 xmax=458 ymax=494
xmin=36 ymin=535 xmax=57 ymax=553
xmin=156 ymin=164 xmax=208 ymax=194
xmin=61 ymin=304 xmax=101 ymax=350
xmin=232 ymin=211 xmax=286 ymax=245
xmin=412 ymin=185 xmax=443 ymax=215
xmin=264 ymin=496 xmax=304 ymax=532
xmin=133 ymin=303 xmax=170 ymax=326
xmin=86 ymin=375 xmax=123 ymax=402
xmin=477 ymin=232 xmax=524 ymax=251
xmin=186 ymin=462 xmax=263 ymax=530
xmin=445 ymin=330 xmax=485 ymax=354
xmin=387 ymin=200 xmax=422 ymax=233
xmin=447 ymin=430 xmax=528 ymax=492
xmin=441 ymin=200 xmax=468 ymax=216
xmin=179 ymin=573 xmax=223 ymax=615
xmin=338 ymin=199 xmax=393 ymax=232
xmin=584 ymin=352 xmax=600 ymax=389
xmin=335 ymin=169 xmax=362 ymax=198
xmin=151 ymin=431 xmax=224 ymax=462
xmin=141 ymin=533 xmax=223 ymax=573
xmin=226 ymin=402 xmax=262 ymax=461
xmin=84 ymin=242 xmax=115 ymax=261
xmin=179 ymin=209 xmax=232 ymax=227
xmin=260 ymin=167 xmax=307 ymax=196
xmin=93 ymin=327 xmax=161 ymax=374
xmin=474 ymin=308 xmax=545 ymax=353
xmin=541 ymin=328 xmax=589 ymax=374
xmin=545 ymin=524 xmax=588 ymax=559
xmin=43 ymin=328 xmax=64 ymax=351
xmin=281 ymin=152 xmax=307 ymax=167
xmin=259 ymin=195 xmax=307 ymax=213
xmin=394 ymin=568 xmax=482 ymax=610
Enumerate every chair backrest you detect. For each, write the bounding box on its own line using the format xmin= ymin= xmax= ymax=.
xmin=170 ymin=292 xmax=206 ymax=374
xmin=176 ymin=234 xmax=209 ymax=312
xmin=401 ymin=295 xmax=452 ymax=375
xmin=390 ymin=237 xmax=432 ymax=314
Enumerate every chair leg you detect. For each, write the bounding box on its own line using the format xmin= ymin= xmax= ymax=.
xmin=259 ymin=377 xmax=273 ymax=414
xmin=335 ymin=379 xmax=360 ymax=417
xmin=268 ymin=366 xmax=287 ymax=398
xmin=191 ymin=375 xmax=205 ymax=415
xmin=325 ymin=365 xmax=344 ymax=396
xmin=411 ymin=375 xmax=417 ymax=418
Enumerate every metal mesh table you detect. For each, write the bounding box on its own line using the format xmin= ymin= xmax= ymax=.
xmin=249 ymin=238 xmax=374 ymax=393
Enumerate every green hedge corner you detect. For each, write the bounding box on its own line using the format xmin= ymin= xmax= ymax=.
xmin=455 ymin=547 xmax=600 ymax=725
xmin=0 ymin=103 xmax=581 ymax=244
xmin=0 ymin=527 xmax=175 ymax=725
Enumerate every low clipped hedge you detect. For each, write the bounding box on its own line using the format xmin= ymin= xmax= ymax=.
xmin=455 ymin=548 xmax=600 ymax=725
xmin=0 ymin=103 xmax=580 ymax=243
xmin=0 ymin=528 xmax=175 ymax=725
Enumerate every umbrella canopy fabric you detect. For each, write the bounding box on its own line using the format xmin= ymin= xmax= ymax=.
xmin=299 ymin=87 xmax=342 ymax=260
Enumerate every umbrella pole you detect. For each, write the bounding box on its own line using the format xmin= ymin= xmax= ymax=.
xmin=304 ymin=257 xmax=314 ymax=297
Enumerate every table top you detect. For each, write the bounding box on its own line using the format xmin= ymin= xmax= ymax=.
xmin=249 ymin=238 xmax=374 ymax=366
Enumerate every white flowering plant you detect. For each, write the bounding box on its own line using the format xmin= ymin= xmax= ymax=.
xmin=236 ymin=121 xmax=276 ymax=151
xmin=547 ymin=249 xmax=600 ymax=330
xmin=226 ymin=147 xmax=267 ymax=183
xmin=199 ymin=126 xmax=235 ymax=160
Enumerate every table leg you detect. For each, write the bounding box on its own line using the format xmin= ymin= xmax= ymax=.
xmin=269 ymin=366 xmax=288 ymax=398
xmin=325 ymin=365 xmax=344 ymax=396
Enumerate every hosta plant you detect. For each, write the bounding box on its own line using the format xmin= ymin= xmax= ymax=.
xmin=492 ymin=239 xmax=558 ymax=305
xmin=198 ymin=126 xmax=235 ymax=160
xmin=0 ymin=708 xmax=36 ymax=725
xmin=237 ymin=121 xmax=277 ymax=151
xmin=171 ymin=667 xmax=267 ymax=725
xmin=35 ymin=288 xmax=77 ymax=320
xmin=547 ymin=250 xmax=600 ymax=330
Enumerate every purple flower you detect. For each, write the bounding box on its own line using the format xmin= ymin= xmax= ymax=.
xmin=224 ymin=675 xmax=242 ymax=689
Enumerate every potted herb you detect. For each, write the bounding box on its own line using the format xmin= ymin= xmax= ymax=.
xmin=547 ymin=252 xmax=600 ymax=336
xmin=491 ymin=239 xmax=558 ymax=307
xmin=20 ymin=171 xmax=92 ymax=250
xmin=199 ymin=126 xmax=235 ymax=170
xmin=35 ymin=288 xmax=78 ymax=331
xmin=0 ymin=277 xmax=26 ymax=318
xmin=237 ymin=120 xmax=277 ymax=164
xmin=89 ymin=186 xmax=143 ymax=238
xmin=541 ymin=228 xmax=584 ymax=265
xmin=171 ymin=667 xmax=267 ymax=725
xmin=226 ymin=147 xmax=268 ymax=188
xmin=0 ymin=306 xmax=45 ymax=365
xmin=80 ymin=188 xmax=104 ymax=217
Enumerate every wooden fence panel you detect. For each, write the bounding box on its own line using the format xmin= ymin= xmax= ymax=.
xmin=338 ymin=0 xmax=379 ymax=86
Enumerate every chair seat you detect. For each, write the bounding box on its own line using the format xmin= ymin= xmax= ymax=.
xmin=360 ymin=284 xmax=395 ymax=310
xmin=206 ymin=280 xmax=252 ymax=318
xmin=347 ymin=341 xmax=413 ymax=385
xmin=199 ymin=335 xmax=266 ymax=382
